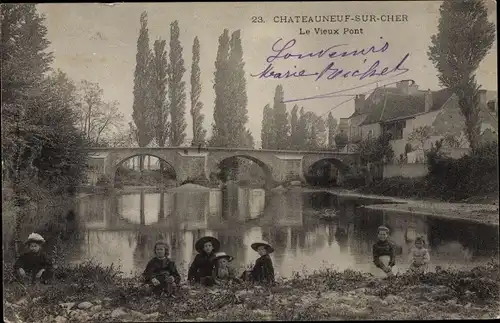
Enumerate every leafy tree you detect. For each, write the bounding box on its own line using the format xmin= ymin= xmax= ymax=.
xmin=210 ymin=29 xmax=230 ymax=147
xmin=356 ymin=132 xmax=395 ymax=165
xmin=75 ymin=80 xmax=123 ymax=146
xmin=407 ymin=125 xmax=432 ymax=153
xmin=190 ymin=36 xmax=206 ymax=146
xmin=1 ymin=4 xmax=88 ymax=253
xmin=296 ymin=107 xmax=307 ymax=149
xmin=428 ymin=0 xmax=495 ymax=150
xmin=261 ymin=104 xmax=274 ymax=149
xmin=327 ymin=112 xmax=337 ymax=148
xmin=272 ymin=85 xmax=290 ymax=149
xmin=149 ymin=39 xmax=170 ymax=147
xmin=303 ymin=112 xmax=326 ymax=149
xmin=168 ymin=20 xmax=187 ymax=146
xmin=334 ymin=131 xmax=349 ymax=151
xmin=241 ymin=129 xmax=255 ymax=148
xmin=289 ymin=105 xmax=300 ymax=149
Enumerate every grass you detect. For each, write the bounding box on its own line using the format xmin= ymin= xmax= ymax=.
xmin=4 ymin=259 xmax=500 ymax=322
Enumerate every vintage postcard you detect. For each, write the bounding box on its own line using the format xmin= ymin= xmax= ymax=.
xmin=2 ymin=1 xmax=498 ymax=322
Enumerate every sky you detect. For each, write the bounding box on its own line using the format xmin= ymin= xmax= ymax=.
xmin=37 ymin=1 xmax=497 ymax=146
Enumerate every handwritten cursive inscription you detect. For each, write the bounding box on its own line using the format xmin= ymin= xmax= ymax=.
xmin=250 ymin=38 xmax=411 ymax=103
xmin=264 ymin=38 xmax=389 ymax=63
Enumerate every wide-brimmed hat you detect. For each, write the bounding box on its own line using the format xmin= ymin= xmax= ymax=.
xmin=195 ymin=236 xmax=220 ymax=253
xmin=214 ymin=251 xmax=233 ymax=262
xmin=25 ymin=233 xmax=45 ymax=245
xmin=251 ymin=241 xmax=274 ymax=254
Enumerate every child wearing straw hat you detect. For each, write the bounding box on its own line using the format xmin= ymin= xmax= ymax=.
xmin=213 ymin=251 xmax=241 ymax=284
xmin=143 ymin=240 xmax=181 ymax=296
xmin=13 ymin=233 xmax=54 ymax=284
xmin=241 ymin=241 xmax=275 ymax=285
xmin=372 ymin=226 xmax=396 ymax=277
xmin=188 ymin=236 xmax=220 ymax=286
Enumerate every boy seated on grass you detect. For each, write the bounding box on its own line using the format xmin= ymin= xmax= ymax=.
xmin=14 ymin=233 xmax=55 ymax=285
xmin=143 ymin=240 xmax=181 ymax=297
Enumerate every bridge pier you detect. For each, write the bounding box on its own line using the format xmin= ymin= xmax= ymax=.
xmin=84 ymin=148 xmax=358 ymax=189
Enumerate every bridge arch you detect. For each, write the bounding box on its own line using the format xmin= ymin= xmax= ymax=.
xmin=212 ymin=154 xmax=275 ymax=188
xmin=302 ymin=157 xmax=351 ymax=186
xmin=112 ymin=153 xmax=177 ymax=187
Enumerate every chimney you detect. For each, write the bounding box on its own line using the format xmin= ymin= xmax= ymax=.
xmin=424 ymin=89 xmax=433 ymax=113
xmin=354 ymin=94 xmax=365 ymax=113
xmin=478 ymin=89 xmax=487 ymax=105
xmin=396 ymin=80 xmax=410 ymax=95
xmin=408 ymin=80 xmax=419 ymax=95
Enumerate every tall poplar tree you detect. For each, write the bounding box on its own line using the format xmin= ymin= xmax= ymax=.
xmin=190 ymin=36 xmax=206 ymax=146
xmin=428 ymin=0 xmax=495 ymax=150
xmin=272 ymin=85 xmax=290 ymax=149
xmin=289 ymin=105 xmax=300 ymax=149
xmin=227 ymin=30 xmax=249 ymax=147
xmin=327 ymin=112 xmax=337 ymax=148
xmin=168 ymin=20 xmax=187 ymax=146
xmin=132 ymin=11 xmax=153 ymax=169
xmin=210 ymin=29 xmax=230 ymax=147
xmin=261 ymin=104 xmax=274 ymax=149
xmin=149 ymin=39 xmax=169 ymax=147
xmin=296 ymin=107 xmax=307 ymax=149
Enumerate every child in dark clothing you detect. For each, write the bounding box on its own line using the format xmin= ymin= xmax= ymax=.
xmin=372 ymin=226 xmax=396 ymax=277
xmin=213 ymin=252 xmax=241 ymax=285
xmin=14 ymin=233 xmax=54 ymax=285
xmin=188 ymin=236 xmax=220 ymax=286
xmin=143 ymin=240 xmax=181 ymax=296
xmin=241 ymin=241 xmax=275 ymax=285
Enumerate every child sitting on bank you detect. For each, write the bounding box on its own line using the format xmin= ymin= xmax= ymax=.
xmin=143 ymin=240 xmax=181 ymax=296
xmin=372 ymin=226 xmax=396 ymax=277
xmin=14 ymin=233 xmax=54 ymax=285
xmin=188 ymin=236 xmax=220 ymax=287
xmin=241 ymin=241 xmax=275 ymax=285
xmin=408 ymin=236 xmax=430 ymax=274
xmin=213 ymin=252 xmax=241 ymax=285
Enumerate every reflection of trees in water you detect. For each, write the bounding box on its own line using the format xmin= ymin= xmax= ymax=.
xmin=133 ymin=233 xmax=150 ymax=270
xmin=305 ymin=192 xmax=339 ymax=210
xmin=428 ymin=219 xmax=499 ymax=259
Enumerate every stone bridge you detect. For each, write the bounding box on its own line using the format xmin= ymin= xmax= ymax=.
xmin=85 ymin=147 xmax=359 ymax=187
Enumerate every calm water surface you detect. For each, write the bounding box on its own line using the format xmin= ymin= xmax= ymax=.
xmin=71 ymin=186 xmax=499 ymax=278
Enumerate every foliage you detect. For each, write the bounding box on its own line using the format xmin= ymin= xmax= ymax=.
xmin=190 ymin=36 xmax=206 ymax=146
xmin=356 ymin=132 xmax=395 ymax=165
xmin=428 ymin=0 xmax=495 ymax=150
xmin=272 ymin=85 xmax=290 ymax=149
xmin=289 ymin=105 xmax=300 ymax=149
xmin=227 ymin=30 xmax=250 ymax=147
xmin=168 ymin=20 xmax=187 ymax=146
xmin=327 ymin=112 xmax=337 ymax=148
xmin=334 ymin=131 xmax=349 ymax=151
xmin=149 ymin=39 xmax=170 ymax=147
xmin=261 ymin=104 xmax=274 ymax=149
xmin=210 ymin=29 xmax=231 ymax=147
xmin=75 ymin=80 xmax=124 ymax=146
xmin=443 ymin=133 xmax=467 ymax=148
xmin=407 ymin=125 xmax=432 ymax=152
xmin=303 ymin=111 xmax=326 ymax=149
xmin=210 ymin=29 xmax=250 ymax=148
xmin=132 ymin=11 xmax=153 ymax=149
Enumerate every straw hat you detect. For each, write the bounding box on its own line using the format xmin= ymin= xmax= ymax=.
xmin=251 ymin=241 xmax=274 ymax=254
xmin=214 ymin=252 xmax=233 ymax=262
xmin=26 ymin=233 xmax=45 ymax=245
xmin=195 ymin=236 xmax=220 ymax=253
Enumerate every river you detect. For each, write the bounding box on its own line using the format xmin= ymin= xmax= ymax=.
xmin=70 ymin=185 xmax=499 ymax=278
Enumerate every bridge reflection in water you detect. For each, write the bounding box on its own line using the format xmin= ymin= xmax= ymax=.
xmin=74 ymin=189 xmax=499 ymax=278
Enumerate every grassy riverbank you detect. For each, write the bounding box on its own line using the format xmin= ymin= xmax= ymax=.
xmin=4 ymin=260 xmax=499 ymax=322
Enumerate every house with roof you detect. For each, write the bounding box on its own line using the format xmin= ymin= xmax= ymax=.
xmin=347 ymin=80 xmax=498 ymax=162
